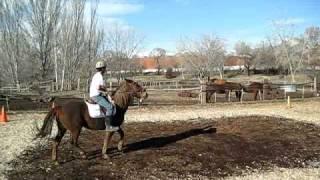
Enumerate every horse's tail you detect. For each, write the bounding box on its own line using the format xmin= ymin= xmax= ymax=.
xmin=35 ymin=102 xmax=61 ymax=139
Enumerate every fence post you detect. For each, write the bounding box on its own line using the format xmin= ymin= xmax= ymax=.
xmin=228 ymin=90 xmax=231 ymax=102
xmin=86 ymin=79 xmax=90 ymax=92
xmin=51 ymin=81 xmax=55 ymax=92
xmin=302 ymin=86 xmax=305 ymax=100
xmin=287 ymin=96 xmax=291 ymax=108
xmin=241 ymin=89 xmax=244 ymax=103
xmin=314 ymin=77 xmax=317 ymax=95
xmin=199 ymin=83 xmax=202 ymax=104
xmin=263 ymin=79 xmax=268 ymax=100
xmin=109 ymin=81 xmax=112 ymax=91
xmin=214 ymin=92 xmax=217 ymax=103
xmin=6 ymin=96 xmax=9 ymax=112
xmin=77 ymin=78 xmax=80 ymax=91
xmin=200 ymin=81 xmax=206 ymax=104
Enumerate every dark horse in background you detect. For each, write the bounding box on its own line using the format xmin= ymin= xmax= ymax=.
xmin=243 ymin=82 xmax=276 ymax=100
xmin=206 ymin=78 xmax=244 ymax=102
xmin=36 ymin=79 xmax=148 ymax=163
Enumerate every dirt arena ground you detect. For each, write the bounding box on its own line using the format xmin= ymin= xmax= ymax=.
xmin=1 ymin=98 xmax=320 ymax=179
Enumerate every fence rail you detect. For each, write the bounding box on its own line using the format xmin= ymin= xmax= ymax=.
xmin=0 ymin=77 xmax=319 ymax=108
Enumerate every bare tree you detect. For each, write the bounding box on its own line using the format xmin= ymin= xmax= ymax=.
xmin=304 ymin=26 xmax=320 ymax=76
xmin=177 ymin=34 xmax=226 ymax=79
xmin=201 ymin=35 xmax=225 ymax=78
xmin=0 ymin=0 xmax=28 ymax=90
xmin=254 ymin=41 xmax=278 ymax=74
xmin=27 ymin=0 xmax=64 ymax=80
xmin=104 ymin=24 xmax=144 ymax=81
xmin=0 ymin=0 xmax=105 ymax=91
xmin=269 ymin=21 xmax=307 ymax=82
xmin=59 ymin=0 xmax=87 ymax=90
xmin=235 ymin=41 xmax=254 ymax=76
xmin=84 ymin=0 xmax=104 ymax=81
xmin=149 ymin=48 xmax=166 ymax=75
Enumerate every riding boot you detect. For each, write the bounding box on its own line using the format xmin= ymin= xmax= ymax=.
xmin=105 ymin=116 xmax=119 ymax=132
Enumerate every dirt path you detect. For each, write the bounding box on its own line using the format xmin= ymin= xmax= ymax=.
xmin=1 ymin=98 xmax=320 ymax=179
xmin=126 ymin=98 xmax=320 ymax=126
xmin=6 ymin=116 xmax=320 ymax=179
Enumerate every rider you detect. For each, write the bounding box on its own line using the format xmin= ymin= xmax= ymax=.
xmin=90 ymin=61 xmax=119 ymax=131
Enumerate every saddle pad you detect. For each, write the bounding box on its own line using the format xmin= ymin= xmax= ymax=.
xmin=85 ymin=102 xmax=105 ymax=118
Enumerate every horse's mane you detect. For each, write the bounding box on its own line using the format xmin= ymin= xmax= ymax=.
xmin=112 ymin=80 xmax=132 ymax=109
xmin=111 ymin=81 xmax=125 ymax=96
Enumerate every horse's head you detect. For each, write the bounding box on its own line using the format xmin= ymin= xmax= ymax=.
xmin=124 ymin=79 xmax=148 ymax=103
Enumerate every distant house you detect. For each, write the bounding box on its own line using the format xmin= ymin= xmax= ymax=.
xmin=135 ymin=56 xmax=182 ymax=73
xmin=135 ymin=55 xmax=246 ymax=73
xmin=224 ymin=56 xmax=245 ymax=71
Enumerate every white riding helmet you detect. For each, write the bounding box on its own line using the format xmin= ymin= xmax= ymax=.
xmin=95 ymin=61 xmax=106 ymax=69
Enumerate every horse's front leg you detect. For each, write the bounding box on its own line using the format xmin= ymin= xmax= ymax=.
xmin=225 ymin=90 xmax=229 ymax=100
xmin=117 ymin=128 xmax=125 ymax=152
xmin=102 ymin=131 xmax=114 ymax=159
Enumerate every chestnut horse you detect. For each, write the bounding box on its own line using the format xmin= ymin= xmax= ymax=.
xmin=206 ymin=79 xmax=243 ymax=102
xmin=244 ymin=82 xmax=273 ymax=100
xmin=36 ymin=79 xmax=148 ymax=163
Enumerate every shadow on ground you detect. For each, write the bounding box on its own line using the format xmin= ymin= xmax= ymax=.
xmin=6 ymin=116 xmax=320 ymax=179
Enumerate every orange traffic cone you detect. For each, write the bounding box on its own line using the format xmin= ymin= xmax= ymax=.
xmin=0 ymin=106 xmax=8 ymax=124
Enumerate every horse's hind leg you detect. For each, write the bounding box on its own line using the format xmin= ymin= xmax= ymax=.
xmin=102 ymin=131 xmax=115 ymax=159
xmin=117 ymin=128 xmax=125 ymax=152
xmin=71 ymin=129 xmax=87 ymax=159
xmin=52 ymin=122 xmax=66 ymax=163
xmin=236 ymin=91 xmax=241 ymax=101
xmin=254 ymin=91 xmax=258 ymax=101
xmin=69 ymin=133 xmax=74 ymax=145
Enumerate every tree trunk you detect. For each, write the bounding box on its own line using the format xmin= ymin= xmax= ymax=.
xmin=60 ymin=57 xmax=66 ymax=91
xmin=54 ymin=45 xmax=59 ymax=91
xmin=218 ymin=69 xmax=223 ymax=79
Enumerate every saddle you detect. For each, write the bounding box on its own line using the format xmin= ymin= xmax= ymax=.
xmin=85 ymin=97 xmax=116 ymax=118
xmin=85 ymin=99 xmax=105 ymax=118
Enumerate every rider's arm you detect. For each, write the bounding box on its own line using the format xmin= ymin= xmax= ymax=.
xmin=97 ymin=72 xmax=107 ymax=92
xmin=99 ymin=84 xmax=114 ymax=104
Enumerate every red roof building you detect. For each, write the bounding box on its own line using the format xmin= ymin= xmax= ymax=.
xmin=224 ymin=56 xmax=245 ymax=70
xmin=135 ymin=56 xmax=182 ymax=73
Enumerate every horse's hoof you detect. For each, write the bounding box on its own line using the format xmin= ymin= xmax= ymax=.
xmin=118 ymin=144 xmax=123 ymax=151
xmin=79 ymin=151 xmax=87 ymax=159
xmin=81 ymin=154 xmax=87 ymax=159
xmin=102 ymin=154 xmax=110 ymax=160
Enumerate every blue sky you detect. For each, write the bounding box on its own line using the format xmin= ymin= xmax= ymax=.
xmin=94 ymin=0 xmax=320 ymax=54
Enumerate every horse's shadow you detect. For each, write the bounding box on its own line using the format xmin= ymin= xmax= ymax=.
xmin=85 ymin=125 xmax=216 ymax=159
xmin=124 ymin=125 xmax=216 ymax=153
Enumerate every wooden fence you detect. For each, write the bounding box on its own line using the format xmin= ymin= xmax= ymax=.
xmin=0 ymin=77 xmax=319 ymax=108
xmin=0 ymin=96 xmax=10 ymax=111
xmin=135 ymin=78 xmax=318 ymax=105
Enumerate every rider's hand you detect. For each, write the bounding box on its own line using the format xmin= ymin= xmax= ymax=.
xmin=107 ymin=95 xmax=115 ymax=106
xmin=98 ymin=85 xmax=107 ymax=92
